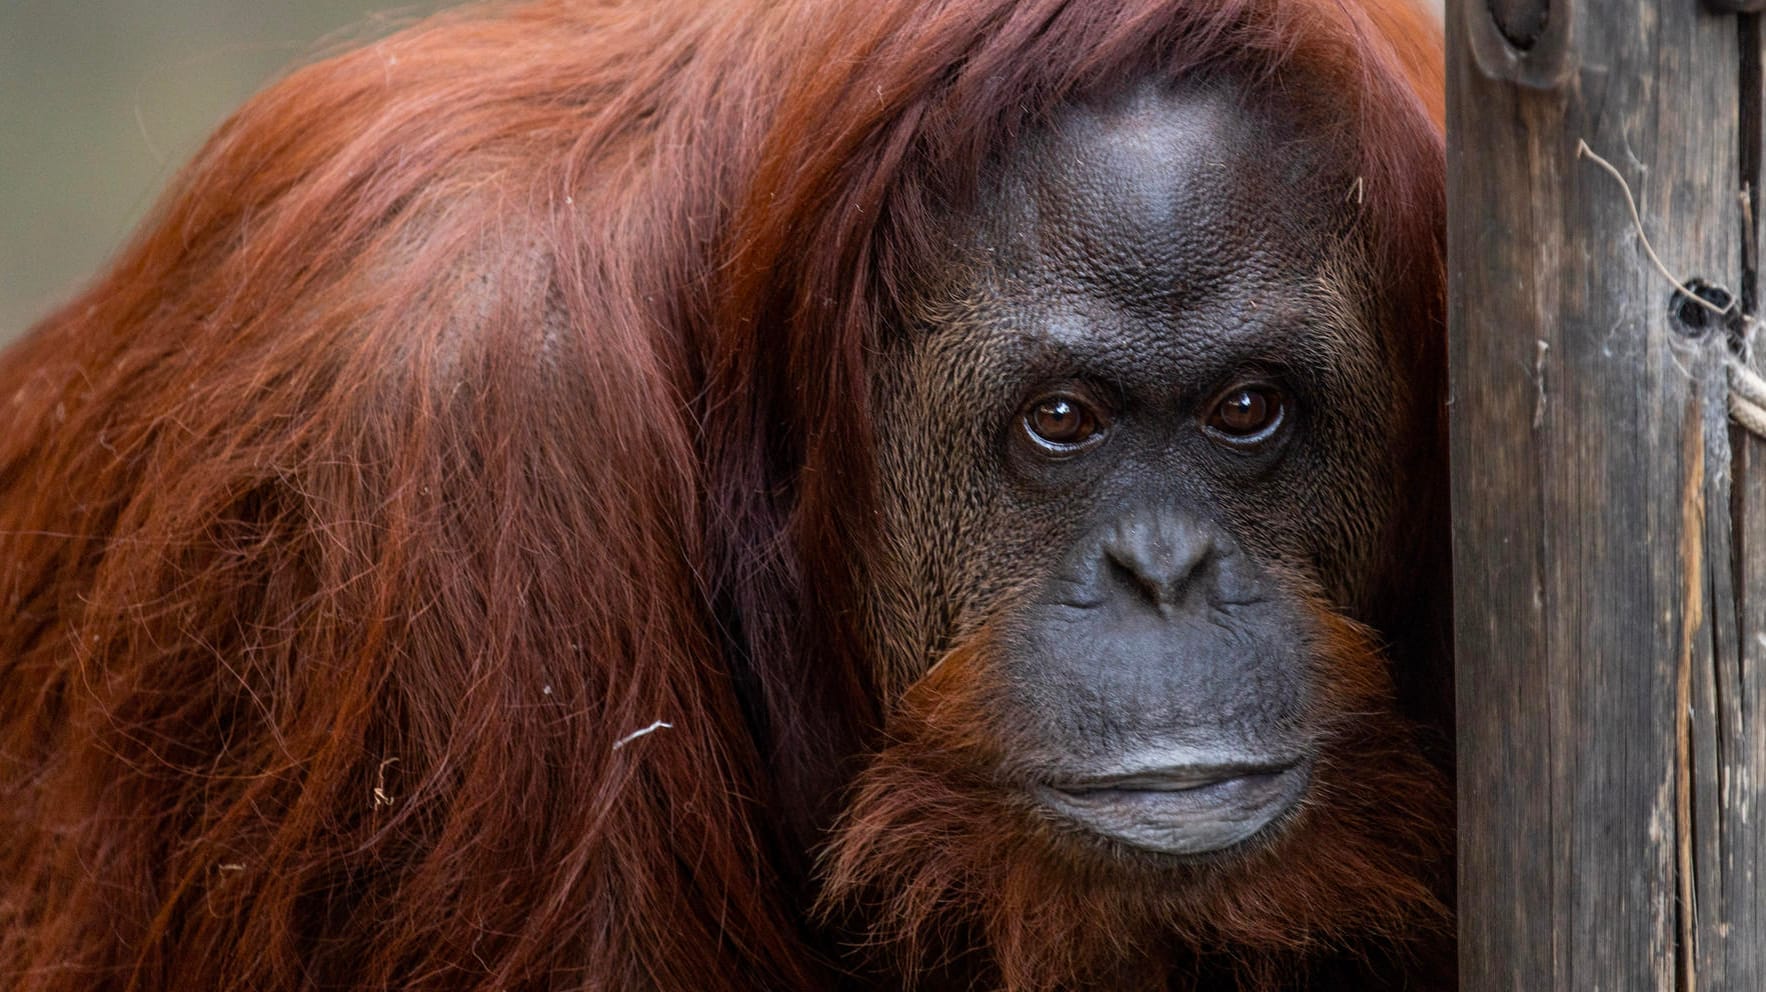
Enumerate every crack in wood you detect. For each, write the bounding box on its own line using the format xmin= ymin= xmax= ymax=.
xmin=1679 ymin=396 xmax=1706 ymax=992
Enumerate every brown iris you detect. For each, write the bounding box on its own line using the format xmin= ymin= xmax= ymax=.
xmin=1023 ymin=395 xmax=1104 ymax=451
xmin=1205 ymin=385 xmax=1285 ymax=445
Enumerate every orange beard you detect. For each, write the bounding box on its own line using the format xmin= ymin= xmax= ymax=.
xmin=818 ymin=603 xmax=1452 ymax=991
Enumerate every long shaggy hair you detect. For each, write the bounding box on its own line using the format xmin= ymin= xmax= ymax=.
xmin=0 ymin=1 xmax=1444 ymax=989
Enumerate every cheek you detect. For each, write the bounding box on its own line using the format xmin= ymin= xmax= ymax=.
xmin=865 ymin=460 xmax=1089 ymax=697
xmin=1235 ymin=451 xmax=1396 ymax=597
xmin=1223 ymin=379 xmax=1407 ymax=610
xmin=1303 ymin=410 xmax=1408 ymax=608
xmin=862 ymin=347 xmax=1092 ymax=689
xmin=862 ymin=359 xmax=995 ymax=689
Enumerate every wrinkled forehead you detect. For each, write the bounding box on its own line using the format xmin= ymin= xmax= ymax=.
xmin=959 ymin=79 xmax=1359 ymax=310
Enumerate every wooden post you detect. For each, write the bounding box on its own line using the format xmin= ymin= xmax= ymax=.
xmin=1449 ymin=0 xmax=1766 ymax=988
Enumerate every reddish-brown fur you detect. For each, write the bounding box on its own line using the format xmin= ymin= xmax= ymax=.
xmin=0 ymin=1 xmax=1445 ymax=989
xmin=824 ymin=594 xmax=1450 ymax=991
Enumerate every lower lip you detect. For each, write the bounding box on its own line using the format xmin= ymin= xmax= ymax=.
xmin=1034 ymin=762 xmax=1310 ymax=857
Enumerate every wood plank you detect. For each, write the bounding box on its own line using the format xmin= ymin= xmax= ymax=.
xmin=1698 ymin=14 xmax=1766 ymax=989
xmin=1447 ymin=0 xmax=1742 ymax=988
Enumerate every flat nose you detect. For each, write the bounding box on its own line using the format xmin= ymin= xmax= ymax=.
xmin=1100 ymin=512 xmax=1221 ymax=609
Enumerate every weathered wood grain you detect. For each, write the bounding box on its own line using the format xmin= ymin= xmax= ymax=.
xmin=1448 ymin=0 xmax=1751 ymax=988
xmin=1697 ymin=15 xmax=1766 ymax=990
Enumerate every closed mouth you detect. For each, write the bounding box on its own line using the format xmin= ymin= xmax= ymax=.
xmin=1035 ymin=757 xmax=1310 ymax=857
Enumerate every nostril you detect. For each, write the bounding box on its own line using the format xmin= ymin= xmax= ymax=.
xmin=1103 ymin=539 xmax=1213 ymax=608
xmin=1090 ymin=512 xmax=1240 ymax=611
xmin=1104 ymin=546 xmax=1164 ymax=604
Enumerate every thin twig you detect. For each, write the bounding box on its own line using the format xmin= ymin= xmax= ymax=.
xmin=1576 ymin=139 xmax=1732 ymax=318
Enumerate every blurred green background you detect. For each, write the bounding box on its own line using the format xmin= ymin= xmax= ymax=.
xmin=0 ymin=2 xmax=448 ymax=343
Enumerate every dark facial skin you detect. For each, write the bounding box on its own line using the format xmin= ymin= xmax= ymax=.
xmin=863 ymin=79 xmax=1414 ymax=861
